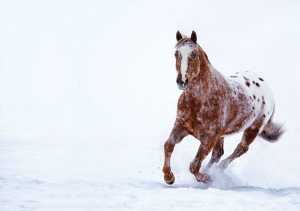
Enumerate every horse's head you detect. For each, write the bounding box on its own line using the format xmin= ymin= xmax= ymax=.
xmin=174 ymin=31 xmax=202 ymax=90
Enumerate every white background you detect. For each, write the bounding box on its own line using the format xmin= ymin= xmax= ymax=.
xmin=0 ymin=0 xmax=300 ymax=210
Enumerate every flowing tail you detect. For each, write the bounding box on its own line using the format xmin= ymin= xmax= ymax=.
xmin=259 ymin=119 xmax=285 ymax=142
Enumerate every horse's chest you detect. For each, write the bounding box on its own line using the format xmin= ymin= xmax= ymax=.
xmin=186 ymin=100 xmax=223 ymax=137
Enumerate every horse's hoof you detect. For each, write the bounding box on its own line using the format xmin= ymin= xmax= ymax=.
xmin=164 ymin=172 xmax=175 ymax=185
xmin=196 ymin=173 xmax=212 ymax=184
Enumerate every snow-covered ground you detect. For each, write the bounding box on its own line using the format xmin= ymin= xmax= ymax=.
xmin=0 ymin=0 xmax=300 ymax=210
xmin=1 ymin=137 xmax=300 ymax=210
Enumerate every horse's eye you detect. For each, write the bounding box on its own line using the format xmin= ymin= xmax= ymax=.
xmin=175 ymin=51 xmax=178 ymax=58
xmin=191 ymin=52 xmax=196 ymax=59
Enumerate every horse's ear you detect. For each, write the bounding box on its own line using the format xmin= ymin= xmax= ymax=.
xmin=176 ymin=31 xmax=182 ymax=41
xmin=191 ymin=31 xmax=197 ymax=43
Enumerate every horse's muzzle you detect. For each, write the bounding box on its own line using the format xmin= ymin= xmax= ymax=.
xmin=176 ymin=78 xmax=189 ymax=90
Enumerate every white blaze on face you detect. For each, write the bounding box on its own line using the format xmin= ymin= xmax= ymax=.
xmin=178 ymin=45 xmax=193 ymax=82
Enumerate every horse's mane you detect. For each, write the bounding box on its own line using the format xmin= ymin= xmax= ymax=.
xmin=202 ymin=50 xmax=210 ymax=64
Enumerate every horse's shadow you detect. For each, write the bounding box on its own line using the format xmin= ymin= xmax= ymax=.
xmin=167 ymin=184 xmax=300 ymax=197
xmin=154 ymin=166 xmax=300 ymax=196
xmin=136 ymin=178 xmax=300 ymax=197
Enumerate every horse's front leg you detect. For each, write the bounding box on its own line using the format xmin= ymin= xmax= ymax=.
xmin=162 ymin=121 xmax=189 ymax=185
xmin=205 ymin=137 xmax=224 ymax=170
xmin=189 ymin=136 xmax=219 ymax=183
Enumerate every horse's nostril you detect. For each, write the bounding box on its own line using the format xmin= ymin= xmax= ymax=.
xmin=185 ymin=79 xmax=189 ymax=84
xmin=183 ymin=79 xmax=188 ymax=86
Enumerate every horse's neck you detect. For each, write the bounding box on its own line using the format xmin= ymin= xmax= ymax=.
xmin=186 ymin=62 xmax=225 ymax=100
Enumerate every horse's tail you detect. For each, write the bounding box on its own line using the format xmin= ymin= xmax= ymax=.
xmin=259 ymin=119 xmax=285 ymax=143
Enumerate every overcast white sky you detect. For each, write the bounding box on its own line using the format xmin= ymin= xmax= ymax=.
xmin=0 ymin=0 xmax=299 ymax=142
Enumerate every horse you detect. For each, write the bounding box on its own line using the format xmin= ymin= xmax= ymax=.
xmin=162 ymin=31 xmax=285 ymax=185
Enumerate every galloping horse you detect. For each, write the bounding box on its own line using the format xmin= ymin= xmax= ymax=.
xmin=162 ymin=31 xmax=284 ymax=184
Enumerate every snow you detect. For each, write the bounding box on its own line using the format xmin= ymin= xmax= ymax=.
xmin=1 ymin=0 xmax=300 ymax=210
xmin=1 ymin=138 xmax=300 ymax=210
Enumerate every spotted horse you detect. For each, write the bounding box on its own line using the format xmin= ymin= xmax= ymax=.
xmin=162 ymin=31 xmax=285 ymax=185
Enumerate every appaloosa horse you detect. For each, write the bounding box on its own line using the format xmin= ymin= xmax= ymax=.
xmin=162 ymin=31 xmax=284 ymax=185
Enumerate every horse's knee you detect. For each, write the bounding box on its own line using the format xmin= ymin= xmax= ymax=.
xmin=213 ymin=148 xmax=224 ymax=158
xmin=164 ymin=140 xmax=175 ymax=153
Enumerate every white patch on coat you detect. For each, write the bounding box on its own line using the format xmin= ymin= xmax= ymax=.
xmin=178 ymin=45 xmax=193 ymax=82
xmin=227 ymin=71 xmax=275 ymax=133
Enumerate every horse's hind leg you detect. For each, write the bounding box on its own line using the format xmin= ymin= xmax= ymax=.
xmin=205 ymin=137 xmax=224 ymax=169
xmin=163 ymin=121 xmax=189 ymax=185
xmin=219 ymin=125 xmax=261 ymax=169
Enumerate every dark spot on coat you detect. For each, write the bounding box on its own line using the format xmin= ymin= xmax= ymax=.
xmin=234 ymin=91 xmax=236 ymax=95
xmin=262 ymin=97 xmax=265 ymax=104
xmin=258 ymin=99 xmax=260 ymax=102
xmin=243 ymin=76 xmax=249 ymax=80
xmin=252 ymin=81 xmax=256 ymax=84
xmin=259 ymin=78 xmax=264 ymax=81
xmin=246 ymin=81 xmax=250 ymax=87
xmin=252 ymin=106 xmax=255 ymax=110
xmin=230 ymin=75 xmax=237 ymax=78
xmin=253 ymin=95 xmax=256 ymax=100
xmin=263 ymin=114 xmax=266 ymax=118
xmin=256 ymin=82 xmax=260 ymax=87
